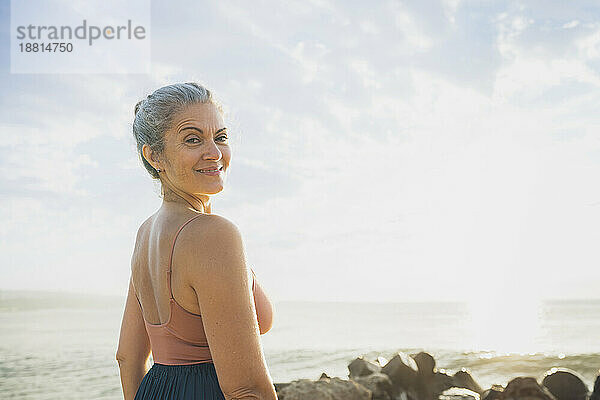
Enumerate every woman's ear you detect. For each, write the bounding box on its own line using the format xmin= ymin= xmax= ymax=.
xmin=142 ymin=144 xmax=161 ymax=170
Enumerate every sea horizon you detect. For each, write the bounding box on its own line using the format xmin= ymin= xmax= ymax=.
xmin=1 ymin=289 xmax=599 ymax=398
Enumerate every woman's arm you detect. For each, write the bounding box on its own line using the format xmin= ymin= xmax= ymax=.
xmin=117 ymin=359 xmax=149 ymax=400
xmin=116 ymin=276 xmax=152 ymax=400
xmin=182 ymin=215 xmax=278 ymax=400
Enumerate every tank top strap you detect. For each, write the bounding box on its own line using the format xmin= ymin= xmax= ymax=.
xmin=167 ymin=214 xmax=204 ymax=299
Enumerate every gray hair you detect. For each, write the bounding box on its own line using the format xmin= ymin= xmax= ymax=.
xmin=132 ymin=82 xmax=224 ymax=179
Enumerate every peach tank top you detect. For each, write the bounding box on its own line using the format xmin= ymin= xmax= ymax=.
xmin=135 ymin=215 xmax=273 ymax=365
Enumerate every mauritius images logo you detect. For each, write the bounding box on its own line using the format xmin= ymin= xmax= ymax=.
xmin=15 ymin=19 xmax=147 ymax=46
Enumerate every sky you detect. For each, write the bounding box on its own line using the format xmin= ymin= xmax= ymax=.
xmin=1 ymin=0 xmax=599 ymax=304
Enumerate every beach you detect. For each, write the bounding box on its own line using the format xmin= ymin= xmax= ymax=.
xmin=1 ymin=291 xmax=599 ymax=398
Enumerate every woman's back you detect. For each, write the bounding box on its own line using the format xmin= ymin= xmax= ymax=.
xmin=132 ymin=211 xmax=211 ymax=327
xmin=130 ymin=210 xmax=275 ymax=398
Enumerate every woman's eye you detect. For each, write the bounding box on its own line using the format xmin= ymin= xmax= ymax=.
xmin=217 ymin=135 xmax=228 ymax=142
xmin=186 ymin=138 xmax=200 ymax=144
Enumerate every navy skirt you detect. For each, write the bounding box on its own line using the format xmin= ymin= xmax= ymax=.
xmin=135 ymin=362 xmax=226 ymax=400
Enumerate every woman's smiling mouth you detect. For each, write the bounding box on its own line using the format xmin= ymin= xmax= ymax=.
xmin=196 ymin=166 xmax=223 ymax=176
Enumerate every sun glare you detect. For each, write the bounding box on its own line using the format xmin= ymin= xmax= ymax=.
xmin=465 ymin=294 xmax=543 ymax=354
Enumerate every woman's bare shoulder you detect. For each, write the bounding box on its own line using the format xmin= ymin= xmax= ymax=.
xmin=135 ymin=215 xmax=156 ymax=237
xmin=132 ymin=216 xmax=153 ymax=254
xmin=181 ymin=213 xmax=242 ymax=240
xmin=175 ymin=213 xmax=246 ymax=272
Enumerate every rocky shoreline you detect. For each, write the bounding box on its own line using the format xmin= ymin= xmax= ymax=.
xmin=273 ymin=350 xmax=600 ymax=399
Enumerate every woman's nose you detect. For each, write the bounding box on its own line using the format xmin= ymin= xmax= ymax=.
xmin=203 ymin=140 xmax=222 ymax=160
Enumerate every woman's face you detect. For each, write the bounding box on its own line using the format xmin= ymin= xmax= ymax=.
xmin=158 ymin=102 xmax=231 ymax=197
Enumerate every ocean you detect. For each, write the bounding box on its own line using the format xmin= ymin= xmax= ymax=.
xmin=0 ymin=291 xmax=598 ymax=399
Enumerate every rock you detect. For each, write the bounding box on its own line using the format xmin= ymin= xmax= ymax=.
xmin=380 ymin=351 xmax=419 ymax=393
xmin=432 ymin=372 xmax=456 ymax=394
xmin=348 ymin=356 xmax=383 ymax=378
xmin=453 ymin=369 xmax=484 ymax=394
xmin=412 ymin=352 xmax=437 ymax=400
xmin=274 ymin=382 xmax=291 ymax=392
xmin=396 ymin=392 xmax=420 ymax=400
xmin=413 ymin=352 xmax=436 ymax=378
xmin=352 ymin=372 xmax=393 ymax=400
xmin=503 ymin=377 xmax=557 ymax=400
xmin=541 ymin=368 xmax=589 ymax=400
xmin=481 ymin=385 xmax=503 ymax=400
xmin=320 ymin=372 xmax=331 ymax=379
xmin=592 ymin=374 xmax=600 ymax=400
xmin=376 ymin=356 xmax=389 ymax=367
xmin=277 ymin=377 xmax=372 ymax=400
xmin=416 ymin=369 xmax=454 ymax=400
xmin=439 ymin=387 xmax=481 ymax=400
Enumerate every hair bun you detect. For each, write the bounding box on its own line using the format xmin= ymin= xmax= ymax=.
xmin=134 ymin=100 xmax=144 ymax=116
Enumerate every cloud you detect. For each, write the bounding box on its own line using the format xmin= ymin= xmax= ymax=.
xmin=563 ymin=20 xmax=580 ymax=29
xmin=1 ymin=0 xmax=600 ymax=301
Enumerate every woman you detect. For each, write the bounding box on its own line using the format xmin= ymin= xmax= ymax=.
xmin=116 ymin=82 xmax=277 ymax=400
